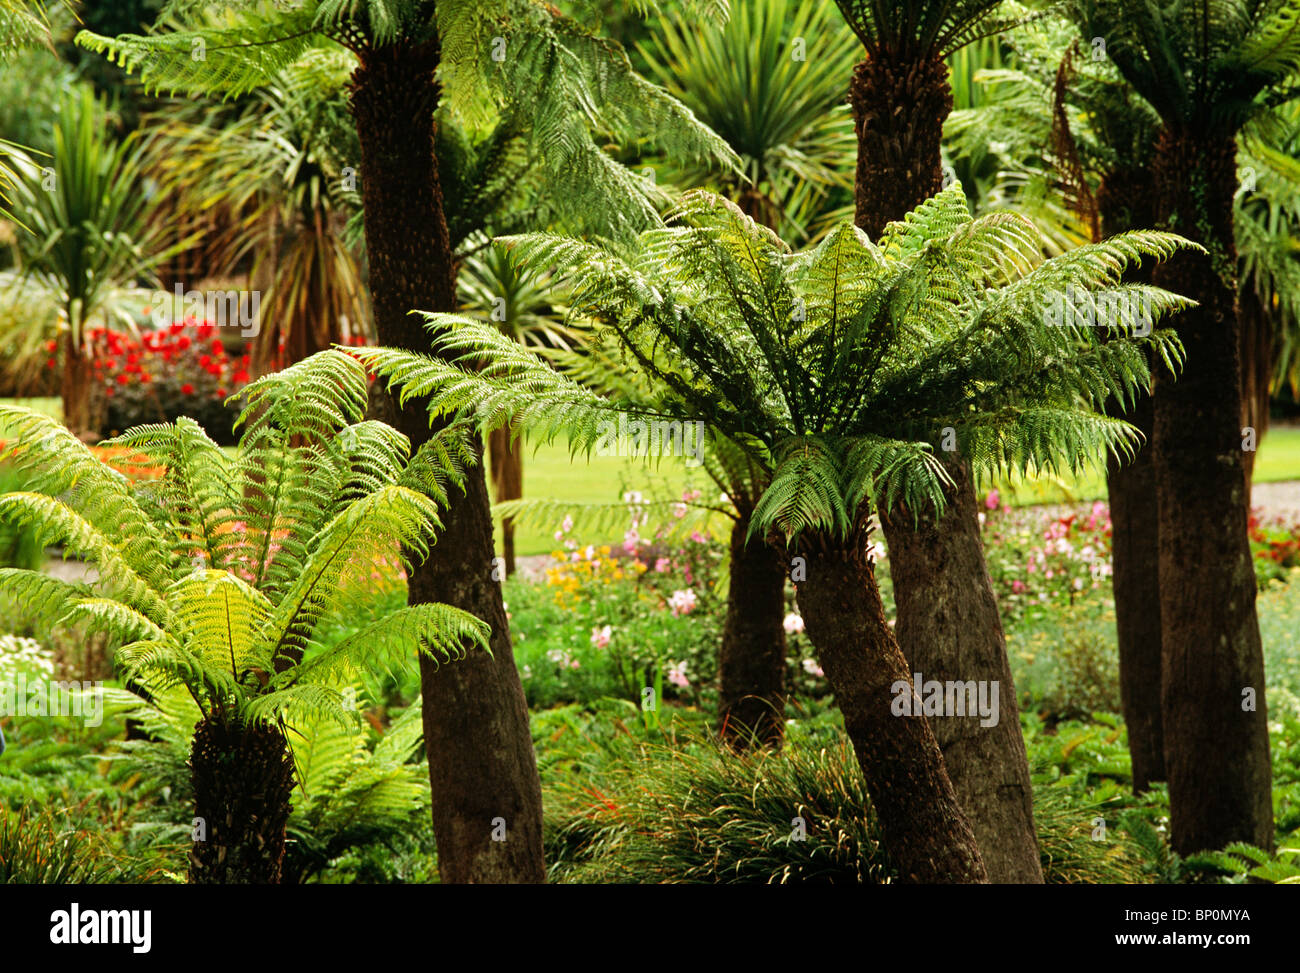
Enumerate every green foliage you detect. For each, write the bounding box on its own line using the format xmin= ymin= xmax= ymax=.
xmin=832 ymin=0 xmax=1016 ymax=58
xmin=3 ymin=86 xmax=181 ymax=347
xmin=0 ymin=349 xmax=488 ymax=730
xmin=361 ymin=186 xmax=1194 ymax=546
xmin=0 ymin=806 xmax=142 ymax=883
xmin=0 ymin=464 xmax=42 ymax=570
xmin=1068 ymin=0 xmax=1300 ymax=134
xmin=76 ymin=0 xmax=740 ymax=243
xmin=542 ymin=712 xmax=1150 ymax=883
xmin=636 ymin=0 xmax=857 ymax=242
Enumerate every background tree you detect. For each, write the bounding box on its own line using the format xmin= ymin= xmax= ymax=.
xmin=79 ymin=0 xmax=735 ymax=883
xmin=359 ymin=187 xmax=1196 ymax=882
xmin=1068 ymin=0 xmax=1300 ymax=853
xmin=830 ymin=0 xmax=1044 ymax=882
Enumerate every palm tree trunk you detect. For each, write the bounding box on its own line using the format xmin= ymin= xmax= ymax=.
xmin=488 ymin=425 xmax=522 ymax=576
xmin=1097 ymin=166 xmax=1166 ymax=792
xmin=1239 ymin=288 xmax=1271 ymax=498
xmin=188 ymin=713 xmax=295 ymax=884
xmin=349 ymin=40 xmax=545 ymax=883
xmin=1150 ymin=127 xmax=1272 ymax=854
xmin=877 ymin=458 xmax=1042 ymax=883
xmin=794 ymin=532 xmax=987 ymax=883
xmin=1106 ymin=390 xmax=1166 ymax=791
xmin=717 ymin=515 xmax=788 ymax=748
xmin=60 ymin=331 xmax=93 ymax=438
xmin=852 ymin=52 xmax=1042 ymax=882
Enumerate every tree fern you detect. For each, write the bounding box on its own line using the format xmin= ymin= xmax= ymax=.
xmin=0 ymin=349 xmax=488 ymax=729
xmin=359 ymin=185 xmax=1195 ymax=543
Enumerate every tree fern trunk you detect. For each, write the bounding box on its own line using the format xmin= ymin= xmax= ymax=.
xmin=1239 ymin=288 xmax=1271 ymax=499
xmin=1097 ymin=166 xmax=1165 ymax=792
xmin=488 ymin=425 xmax=522 ymax=577
xmin=851 ymin=52 xmax=1042 ymax=882
xmin=188 ymin=713 xmax=295 ymax=884
xmin=877 ymin=459 xmax=1042 ymax=883
xmin=349 ymin=41 xmax=545 ymax=883
xmin=717 ymin=515 xmax=788 ymax=749
xmin=1150 ymin=128 xmax=1272 ymax=854
xmin=794 ymin=533 xmax=987 ymax=883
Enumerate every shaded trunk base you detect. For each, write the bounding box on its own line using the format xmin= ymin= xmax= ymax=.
xmin=879 ymin=458 xmax=1042 ymax=883
xmin=188 ymin=713 xmax=295 ymax=884
xmin=717 ymin=517 xmax=788 ymax=749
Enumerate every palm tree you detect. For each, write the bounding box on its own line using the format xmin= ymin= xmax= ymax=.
xmin=831 ymin=0 xmax=1044 ymax=882
xmin=637 ymin=0 xmax=858 ymax=244
xmin=360 ymin=187 xmax=1196 ymax=882
xmin=0 ymin=350 xmax=488 ymax=882
xmin=5 ymin=86 xmax=181 ymax=436
xmin=79 ymin=0 xmax=735 ymax=883
xmin=1068 ymin=0 xmax=1300 ymax=855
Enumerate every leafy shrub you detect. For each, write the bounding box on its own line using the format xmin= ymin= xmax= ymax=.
xmin=1010 ymin=603 xmax=1123 ymax=723
xmin=543 ymin=719 xmax=1150 ymax=884
xmin=1248 ymin=511 xmax=1300 ymax=589
xmin=0 ymin=807 xmax=146 ymax=883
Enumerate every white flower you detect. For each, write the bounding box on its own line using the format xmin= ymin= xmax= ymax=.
xmin=783 ymin=613 xmax=805 ymax=634
xmin=801 ymin=658 xmax=824 ymax=678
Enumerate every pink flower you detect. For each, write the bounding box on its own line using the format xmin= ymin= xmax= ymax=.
xmin=984 ymin=489 xmax=1000 ymax=510
xmin=561 ymin=515 xmax=574 ymax=533
xmin=1011 ymin=580 xmax=1026 ymax=593
xmin=672 ymin=502 xmax=688 ymax=519
xmin=689 ymin=530 xmax=708 ymax=544
xmin=801 ymin=658 xmax=824 ymax=678
xmin=623 ymin=528 xmax=641 ymax=554
xmin=783 ymin=613 xmax=804 ymax=634
xmin=666 ymin=662 xmax=690 ymax=689
xmin=654 ymin=557 xmax=671 ymax=573
xmin=668 ymin=588 xmax=697 ymax=616
xmin=590 ymin=625 xmax=612 ymax=649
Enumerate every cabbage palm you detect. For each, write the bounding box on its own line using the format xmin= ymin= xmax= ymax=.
xmin=637 ymin=0 xmax=858 ymax=244
xmin=5 ymin=86 xmax=181 ymax=437
xmin=0 ymin=350 xmax=488 ymax=882
xmin=1068 ymin=0 xmax=1300 ymax=855
xmin=359 ymin=188 xmax=1195 ymax=882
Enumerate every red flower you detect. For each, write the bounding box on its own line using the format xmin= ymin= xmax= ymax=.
xmin=177 ymin=336 xmax=191 ymax=350
xmin=216 ymin=388 xmax=227 ymax=398
xmin=181 ymin=383 xmax=194 ymax=395
xmin=45 ymin=339 xmax=58 ymax=353
xmin=45 ymin=358 xmax=56 ymax=370
xmin=211 ymin=338 xmax=224 ymax=354
xmin=199 ymin=354 xmax=212 ymax=367
xmin=232 ymin=369 xmax=249 ymax=384
xmin=116 ymin=373 xmax=129 ymax=385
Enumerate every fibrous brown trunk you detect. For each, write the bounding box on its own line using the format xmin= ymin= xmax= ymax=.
xmin=60 ymin=332 xmax=93 ymax=438
xmin=717 ymin=515 xmax=788 ymax=749
xmin=350 ymin=40 xmax=545 ymax=883
xmin=1150 ymin=128 xmax=1272 ymax=854
xmin=1097 ymin=166 xmax=1165 ymax=791
xmin=1239 ymin=288 xmax=1271 ymax=498
xmin=852 ymin=51 xmax=1041 ymax=882
xmin=878 ymin=458 xmax=1042 ymax=883
xmin=188 ymin=713 xmax=295 ymax=884
xmin=488 ymin=425 xmax=522 ymax=577
xmin=1106 ymin=390 xmax=1165 ymax=791
xmin=794 ymin=532 xmax=987 ymax=883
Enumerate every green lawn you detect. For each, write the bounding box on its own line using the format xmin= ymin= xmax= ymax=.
xmin=8 ymin=396 xmax=1300 ymax=558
